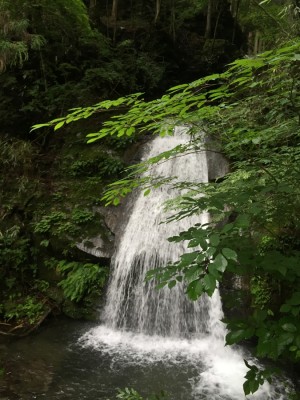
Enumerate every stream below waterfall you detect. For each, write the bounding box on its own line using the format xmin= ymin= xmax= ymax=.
xmin=0 ymin=129 xmax=295 ymax=399
xmin=0 ymin=316 xmax=293 ymax=400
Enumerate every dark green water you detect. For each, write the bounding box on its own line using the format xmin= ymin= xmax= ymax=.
xmin=0 ymin=317 xmax=202 ymax=400
xmin=0 ymin=317 xmax=295 ymax=400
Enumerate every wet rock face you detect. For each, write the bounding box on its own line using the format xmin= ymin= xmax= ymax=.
xmin=76 ymin=232 xmax=114 ymax=262
xmin=75 ymin=203 xmax=130 ymax=263
xmin=75 ymin=137 xmax=149 ymax=263
xmin=206 ymin=150 xmax=229 ymax=183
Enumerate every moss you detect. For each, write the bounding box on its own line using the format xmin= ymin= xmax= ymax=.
xmin=62 ymin=297 xmax=100 ymax=321
xmin=45 ymin=286 xmax=65 ymax=305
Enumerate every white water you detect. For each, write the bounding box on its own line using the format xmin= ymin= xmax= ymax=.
xmin=80 ymin=128 xmax=289 ymax=399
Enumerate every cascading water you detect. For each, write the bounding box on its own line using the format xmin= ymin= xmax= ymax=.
xmin=80 ymin=128 xmax=290 ymax=400
xmin=103 ymin=127 xmax=217 ymax=338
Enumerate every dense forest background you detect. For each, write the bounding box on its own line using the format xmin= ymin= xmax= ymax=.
xmin=1 ymin=0 xmax=300 ymax=396
xmin=0 ymin=0 xmax=248 ymax=329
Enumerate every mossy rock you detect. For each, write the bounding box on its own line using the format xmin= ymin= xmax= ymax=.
xmin=62 ymin=299 xmax=99 ymax=321
xmin=45 ymin=286 xmax=65 ymax=305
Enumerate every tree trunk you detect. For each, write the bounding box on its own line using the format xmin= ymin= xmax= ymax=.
xmin=170 ymin=0 xmax=176 ymax=42
xmin=211 ymin=1 xmax=222 ymax=53
xmin=205 ymin=0 xmax=213 ymax=39
xmin=154 ymin=0 xmax=161 ymax=24
xmin=111 ymin=0 xmax=119 ymax=43
xmin=248 ymin=31 xmax=253 ymax=55
xmin=254 ymin=30 xmax=260 ymax=55
xmin=111 ymin=0 xmax=118 ymax=21
xmin=231 ymin=0 xmax=241 ymax=44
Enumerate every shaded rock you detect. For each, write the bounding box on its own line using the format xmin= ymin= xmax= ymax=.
xmin=76 ymin=235 xmax=113 ymax=262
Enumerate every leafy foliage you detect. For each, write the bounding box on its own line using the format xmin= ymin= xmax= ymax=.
xmin=0 ymin=0 xmax=43 ymax=71
xmin=56 ymin=260 xmax=108 ymax=302
xmin=0 ymin=226 xmax=32 ymax=285
xmin=115 ymin=388 xmax=167 ymax=400
xmin=250 ymin=275 xmax=272 ymax=310
xmin=40 ymin=38 xmax=300 ymax=394
xmin=68 ymin=154 xmax=125 ymax=178
xmin=116 ymin=388 xmax=144 ymax=400
xmin=33 ymin=209 xmax=94 ymax=237
xmin=3 ymin=295 xmax=44 ymax=325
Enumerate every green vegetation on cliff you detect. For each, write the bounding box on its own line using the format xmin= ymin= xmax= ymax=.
xmin=0 ymin=0 xmax=247 ymax=332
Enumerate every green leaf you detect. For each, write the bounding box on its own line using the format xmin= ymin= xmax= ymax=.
xmin=253 ymin=309 xmax=268 ymax=323
xmin=187 ymin=279 xmax=203 ymax=300
xmin=282 ymin=323 xmax=297 ymax=333
xmin=287 ymin=292 xmax=300 ymax=306
xmin=185 ymin=265 xmax=201 ymax=280
xmin=206 ymin=246 xmax=216 ymax=257
xmin=222 ymin=248 xmax=237 ymax=261
xmin=126 ymin=127 xmax=135 ymax=136
xmin=209 ymin=234 xmax=220 ymax=247
xmin=168 ymin=280 xmax=177 ymax=289
xmin=292 ymin=307 xmax=300 ymax=317
xmin=180 ymin=252 xmax=198 ymax=265
xmin=249 ymin=379 xmax=259 ymax=394
xmin=221 ymin=223 xmax=234 ymax=233
xmin=252 ymin=137 xmax=261 ymax=144
xmin=196 ymin=253 xmax=206 ymax=263
xmin=30 ymin=123 xmax=50 ymax=131
xmin=278 ymin=332 xmax=294 ymax=347
xmin=213 ymin=253 xmax=228 ymax=272
xmin=243 ymin=380 xmax=251 ymax=396
xmin=156 ymin=281 xmax=168 ymax=290
xmin=203 ymin=274 xmax=216 ymax=296
xmin=199 ymin=238 xmax=208 ymax=251
xmin=208 ymin=262 xmax=221 ymax=279
xmin=54 ymin=120 xmax=65 ymax=131
xmin=235 ymin=214 xmax=250 ymax=228
xmin=226 ymin=329 xmax=248 ymax=345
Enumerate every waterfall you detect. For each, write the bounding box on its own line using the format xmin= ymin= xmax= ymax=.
xmin=103 ymin=126 xmax=222 ymax=338
xmin=79 ymin=128 xmax=288 ymax=400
